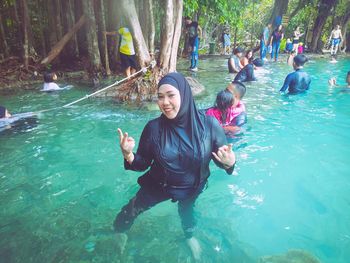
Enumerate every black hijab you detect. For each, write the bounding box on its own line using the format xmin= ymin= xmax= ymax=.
xmin=156 ymin=72 xmax=205 ymax=177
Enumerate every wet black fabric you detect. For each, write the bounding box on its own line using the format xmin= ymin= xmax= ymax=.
xmin=0 ymin=106 xmax=6 ymax=119
xmin=125 ymin=72 xmax=234 ymax=194
xmin=115 ymin=73 xmax=235 ymax=237
xmin=234 ymin=64 xmax=257 ymax=82
xmin=156 ymin=72 xmax=205 ymax=179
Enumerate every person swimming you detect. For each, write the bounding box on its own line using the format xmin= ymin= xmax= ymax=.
xmin=42 ymin=72 xmax=63 ymax=91
xmin=0 ymin=105 xmax=11 ymax=119
xmin=280 ymin=54 xmax=311 ymax=94
xmin=328 ymin=71 xmax=350 ymax=88
xmin=234 ymin=58 xmax=263 ymax=82
xmin=0 ymin=106 xmax=37 ymax=132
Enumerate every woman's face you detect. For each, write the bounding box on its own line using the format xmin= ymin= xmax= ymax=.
xmin=278 ymin=25 xmax=282 ymax=31
xmin=53 ymin=74 xmax=57 ymax=81
xmin=247 ymin=51 xmax=253 ymax=58
xmin=157 ymin=84 xmax=181 ymax=119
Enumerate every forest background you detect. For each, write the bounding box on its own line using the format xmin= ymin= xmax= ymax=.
xmin=0 ymin=0 xmax=349 ymax=99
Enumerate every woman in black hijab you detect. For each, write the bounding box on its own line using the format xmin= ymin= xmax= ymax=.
xmin=116 ymin=72 xmax=235 ymax=258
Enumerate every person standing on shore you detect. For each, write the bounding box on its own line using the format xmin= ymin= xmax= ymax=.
xmin=185 ymin=17 xmax=202 ymax=72
xmin=270 ymin=25 xmax=284 ymax=62
xmin=328 ymin=25 xmax=343 ymax=57
xmin=260 ymin=23 xmax=272 ymax=60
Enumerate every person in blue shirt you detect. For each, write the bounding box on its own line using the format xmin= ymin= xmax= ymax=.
xmin=260 ymin=23 xmax=271 ymax=60
xmin=280 ymin=54 xmax=311 ymax=94
xmin=234 ymin=58 xmax=263 ymax=82
xmin=185 ymin=17 xmax=202 ymax=72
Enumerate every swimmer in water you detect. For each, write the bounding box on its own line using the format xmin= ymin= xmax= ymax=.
xmin=42 ymin=72 xmax=62 ymax=91
xmin=287 ymin=50 xmax=296 ymax=67
xmin=234 ymin=58 xmax=263 ymax=82
xmin=280 ymin=54 xmax=311 ymax=94
xmin=328 ymin=71 xmax=350 ymax=88
xmin=0 ymin=106 xmax=11 ymax=119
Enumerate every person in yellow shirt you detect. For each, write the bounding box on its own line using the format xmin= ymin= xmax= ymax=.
xmin=105 ymin=27 xmax=138 ymax=77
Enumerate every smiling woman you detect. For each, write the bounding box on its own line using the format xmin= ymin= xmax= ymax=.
xmin=157 ymin=84 xmax=181 ymax=119
xmin=115 ymin=72 xmax=236 ymax=260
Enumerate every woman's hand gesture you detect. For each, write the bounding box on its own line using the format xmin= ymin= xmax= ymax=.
xmin=212 ymin=143 xmax=236 ymax=169
xmin=117 ymin=128 xmax=135 ymax=162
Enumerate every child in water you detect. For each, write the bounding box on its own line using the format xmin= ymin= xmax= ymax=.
xmin=206 ymin=81 xmax=247 ymax=136
xmin=328 ymin=71 xmax=350 ymax=88
xmin=287 ymin=50 xmax=296 ymax=66
xmin=42 ymin=72 xmax=61 ymax=91
xmin=225 ymin=81 xmax=247 ymax=133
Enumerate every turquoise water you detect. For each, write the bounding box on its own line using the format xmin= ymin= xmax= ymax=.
xmin=1 ymin=55 xmax=350 ymax=262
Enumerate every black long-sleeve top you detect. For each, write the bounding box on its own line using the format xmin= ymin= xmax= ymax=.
xmin=124 ymin=113 xmax=235 ymax=190
xmin=234 ymin=64 xmax=257 ymax=82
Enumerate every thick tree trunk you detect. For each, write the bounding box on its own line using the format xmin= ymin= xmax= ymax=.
xmin=310 ymin=0 xmax=337 ymax=52
xmin=0 ymin=13 xmax=10 ymax=57
xmin=120 ymin=0 xmax=151 ymax=67
xmin=41 ymin=15 xmax=86 ymax=65
xmin=146 ymin=0 xmax=155 ymax=55
xmin=269 ymin=0 xmax=289 ymax=27
xmin=169 ymin=0 xmax=183 ymax=72
xmin=94 ymin=0 xmax=110 ymax=74
xmin=159 ymin=0 xmax=175 ymax=72
xmin=82 ymin=1 xmax=102 ymax=70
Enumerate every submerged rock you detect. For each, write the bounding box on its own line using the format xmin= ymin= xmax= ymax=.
xmin=259 ymin=249 xmax=321 ymax=263
xmin=186 ymin=76 xmax=205 ymax=96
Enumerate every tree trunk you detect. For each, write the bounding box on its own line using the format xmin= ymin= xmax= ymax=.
xmin=62 ymin=0 xmax=79 ymax=58
xmin=82 ymin=1 xmax=102 ymax=71
xmin=120 ymin=0 xmax=151 ymax=67
xmin=47 ymin=0 xmax=58 ymax=48
xmin=310 ymin=0 xmax=337 ymax=52
xmin=54 ymin=0 xmax=63 ymax=40
xmin=269 ymin=0 xmax=289 ymax=27
xmin=19 ymin=0 xmax=30 ymax=70
xmin=169 ymin=0 xmax=183 ymax=72
xmin=95 ymin=0 xmax=110 ymax=74
xmin=12 ymin=1 xmax=23 ymax=55
xmin=146 ymin=0 xmax=155 ymax=56
xmin=36 ymin=0 xmax=48 ymax=56
xmin=0 ymin=13 xmax=10 ymax=57
xmin=41 ymin=15 xmax=87 ymax=65
xmin=159 ymin=0 xmax=175 ymax=72
xmin=182 ymin=24 xmax=190 ymax=57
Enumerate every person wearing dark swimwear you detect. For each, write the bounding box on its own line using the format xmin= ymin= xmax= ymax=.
xmin=280 ymin=54 xmax=311 ymax=94
xmin=234 ymin=58 xmax=263 ymax=82
xmin=115 ymin=72 xmax=236 ymax=260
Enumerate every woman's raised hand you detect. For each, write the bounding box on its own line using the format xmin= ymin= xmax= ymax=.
xmin=117 ymin=128 xmax=135 ymax=162
xmin=212 ymin=143 xmax=236 ymax=169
